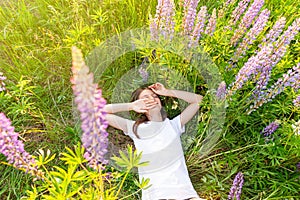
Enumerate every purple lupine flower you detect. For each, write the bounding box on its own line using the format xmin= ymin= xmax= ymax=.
xmin=0 ymin=113 xmax=43 ymax=178
xmin=0 ymin=72 xmax=6 ymax=92
xmin=293 ymin=95 xmax=300 ymax=107
xmin=262 ymin=17 xmax=286 ymax=44
xmin=228 ymin=0 xmax=250 ymax=27
xmin=230 ymin=0 xmax=264 ymax=46
xmin=216 ymin=81 xmax=227 ymax=100
xmin=150 ymin=0 xmax=176 ymax=39
xmin=271 ymin=18 xmax=300 ymax=65
xmin=227 ymin=44 xmax=273 ymax=97
xmin=250 ymin=18 xmax=299 ymax=100
xmin=292 ymin=120 xmax=300 ymax=136
xmin=261 ymin=121 xmax=280 ymax=137
xmin=296 ymin=162 xmax=300 ymax=171
xmin=228 ymin=172 xmax=244 ymax=200
xmin=249 ymin=63 xmax=300 ymax=113
xmin=190 ymin=6 xmax=207 ymax=46
xmin=71 ymin=46 xmax=109 ymax=170
xmin=138 ymin=67 xmax=149 ymax=83
xmin=182 ymin=0 xmax=199 ymax=35
xmin=204 ymin=8 xmax=217 ymax=36
xmin=232 ymin=9 xmax=270 ymax=62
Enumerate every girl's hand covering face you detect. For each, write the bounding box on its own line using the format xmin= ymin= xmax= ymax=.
xmin=148 ymin=82 xmax=169 ymax=96
xmin=131 ymin=98 xmax=158 ymax=113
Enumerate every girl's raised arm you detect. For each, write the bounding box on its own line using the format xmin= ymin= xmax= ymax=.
xmin=149 ymin=83 xmax=203 ymax=127
xmin=104 ymin=99 xmax=157 ymax=132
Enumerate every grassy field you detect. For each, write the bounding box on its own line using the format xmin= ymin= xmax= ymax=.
xmin=1 ymin=0 xmax=300 ymax=199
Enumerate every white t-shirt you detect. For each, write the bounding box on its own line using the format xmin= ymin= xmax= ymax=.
xmin=124 ymin=115 xmax=199 ymax=200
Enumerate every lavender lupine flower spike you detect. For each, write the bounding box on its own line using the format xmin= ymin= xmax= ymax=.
xmin=232 ymin=9 xmax=270 ymax=62
xmin=228 ymin=0 xmax=250 ymax=27
xmin=227 ymin=44 xmax=273 ymax=97
xmin=190 ymin=6 xmax=207 ymax=46
xmin=216 ymin=81 xmax=227 ymax=100
xmin=182 ymin=0 xmax=199 ymax=35
xmin=0 ymin=113 xmax=43 ymax=178
xmin=150 ymin=0 xmax=176 ymax=39
xmin=71 ymin=46 xmax=109 ymax=170
xmin=261 ymin=121 xmax=280 ymax=137
xmin=0 ymin=72 xmax=6 ymax=92
xmin=271 ymin=18 xmax=300 ymax=65
xmin=293 ymin=95 xmax=300 ymax=107
xmin=228 ymin=172 xmax=244 ymax=200
xmin=250 ymin=18 xmax=300 ymax=100
xmin=205 ymin=8 xmax=217 ymax=36
xmin=262 ymin=17 xmax=286 ymax=44
xmin=249 ymin=63 xmax=300 ymax=113
xmin=230 ymin=0 xmax=264 ymax=46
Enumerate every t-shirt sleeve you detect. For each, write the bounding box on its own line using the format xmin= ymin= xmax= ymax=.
xmin=170 ymin=115 xmax=185 ymax=135
xmin=123 ymin=119 xmax=135 ymax=138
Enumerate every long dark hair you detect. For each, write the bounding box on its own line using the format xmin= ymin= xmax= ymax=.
xmin=130 ymin=84 xmax=167 ymax=139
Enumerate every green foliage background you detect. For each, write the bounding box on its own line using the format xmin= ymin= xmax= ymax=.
xmin=0 ymin=0 xmax=300 ymax=199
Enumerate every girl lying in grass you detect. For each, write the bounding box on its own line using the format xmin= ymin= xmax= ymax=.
xmin=104 ymin=82 xmax=205 ymax=200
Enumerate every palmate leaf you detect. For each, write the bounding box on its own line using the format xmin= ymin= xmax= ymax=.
xmin=111 ymin=144 xmax=149 ymax=170
xmin=60 ymin=143 xmax=86 ymax=165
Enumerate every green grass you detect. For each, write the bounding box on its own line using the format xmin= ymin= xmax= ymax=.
xmin=1 ymin=0 xmax=300 ymax=199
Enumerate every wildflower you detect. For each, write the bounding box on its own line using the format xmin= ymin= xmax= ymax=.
xmin=262 ymin=17 xmax=286 ymax=44
xmin=249 ymin=63 xmax=300 ymax=113
xmin=150 ymin=0 xmax=176 ymax=39
xmin=0 ymin=113 xmax=43 ymax=178
xmin=230 ymin=0 xmax=264 ymax=46
xmin=261 ymin=121 xmax=280 ymax=137
xmin=250 ymin=19 xmax=300 ymax=100
xmin=0 ymin=72 xmax=6 ymax=92
xmin=293 ymin=95 xmax=300 ymax=107
xmin=228 ymin=172 xmax=244 ymax=200
xmin=271 ymin=18 xmax=300 ymax=66
xmin=227 ymin=44 xmax=273 ymax=97
xmin=232 ymin=9 xmax=270 ymax=62
xmin=71 ymin=46 xmax=109 ymax=170
xmin=216 ymin=81 xmax=227 ymax=100
xmin=138 ymin=58 xmax=149 ymax=83
xmin=182 ymin=0 xmax=199 ymax=35
xmin=296 ymin=162 xmax=300 ymax=171
xmin=291 ymin=120 xmax=300 ymax=136
xmin=190 ymin=6 xmax=207 ymax=46
xmin=204 ymin=8 xmax=217 ymax=36
xmin=228 ymin=0 xmax=250 ymax=27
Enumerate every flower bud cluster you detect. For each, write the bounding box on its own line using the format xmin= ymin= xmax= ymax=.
xmin=261 ymin=121 xmax=280 ymax=137
xmin=262 ymin=17 xmax=286 ymax=44
xmin=293 ymin=95 xmax=300 ymax=107
xmin=182 ymin=0 xmax=199 ymax=35
xmin=191 ymin=6 xmax=207 ymax=43
xmin=204 ymin=8 xmax=217 ymax=36
xmin=228 ymin=172 xmax=244 ymax=200
xmin=0 ymin=113 xmax=43 ymax=178
xmin=291 ymin=120 xmax=300 ymax=136
xmin=228 ymin=0 xmax=250 ymax=27
xmin=71 ymin=47 xmax=109 ymax=170
xmin=230 ymin=0 xmax=264 ymax=46
xmin=232 ymin=9 xmax=270 ymax=62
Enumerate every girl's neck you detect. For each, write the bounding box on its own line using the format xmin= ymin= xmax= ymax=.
xmin=146 ymin=111 xmax=163 ymax=122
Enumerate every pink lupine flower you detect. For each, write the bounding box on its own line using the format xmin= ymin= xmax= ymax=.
xmin=150 ymin=0 xmax=176 ymax=40
xmin=190 ymin=6 xmax=207 ymax=46
xmin=262 ymin=17 xmax=286 ymax=44
xmin=232 ymin=9 xmax=270 ymax=62
xmin=230 ymin=0 xmax=264 ymax=46
xmin=205 ymin=8 xmax=217 ymax=36
xmin=0 ymin=113 xmax=43 ymax=178
xmin=71 ymin=46 xmax=109 ymax=170
xmin=182 ymin=0 xmax=199 ymax=35
xmin=228 ymin=0 xmax=250 ymax=27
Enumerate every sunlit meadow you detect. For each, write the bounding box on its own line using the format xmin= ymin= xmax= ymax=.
xmin=1 ymin=0 xmax=300 ymax=199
